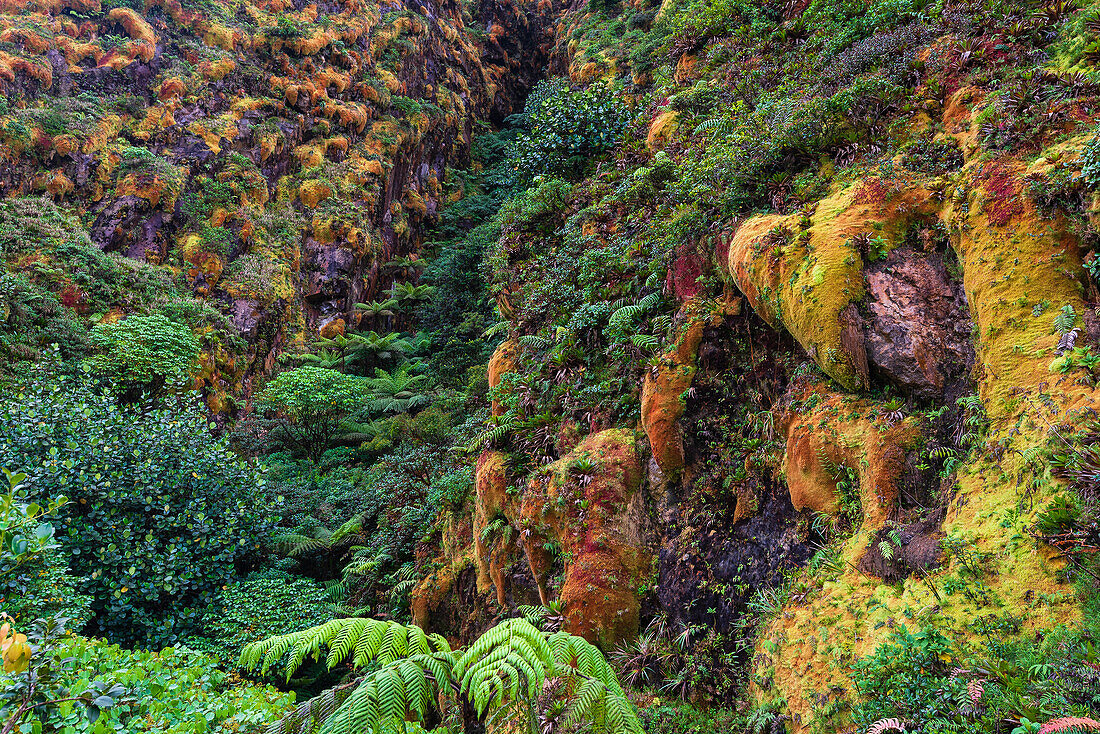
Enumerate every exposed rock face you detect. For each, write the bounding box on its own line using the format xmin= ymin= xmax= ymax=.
xmin=863 ymin=247 xmax=974 ymax=399
xmin=520 ymin=429 xmax=649 ymax=648
xmin=0 ymin=0 xmax=562 ymax=410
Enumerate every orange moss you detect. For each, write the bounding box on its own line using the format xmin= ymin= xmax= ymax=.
xmin=519 ymin=430 xmax=648 ymax=649
xmin=0 ymin=50 xmax=51 ymax=86
xmin=297 ymin=180 xmax=332 ymax=208
xmin=487 ymin=339 xmax=517 ymax=417
xmin=781 ymin=384 xmax=921 ymax=530
xmin=640 ymin=308 xmax=707 ymax=477
xmin=107 ymin=7 xmax=155 ymax=43
xmin=646 ymin=110 xmax=678 ymax=151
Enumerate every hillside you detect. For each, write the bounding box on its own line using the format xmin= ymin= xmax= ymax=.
xmin=1 ymin=0 xmax=1100 ymax=732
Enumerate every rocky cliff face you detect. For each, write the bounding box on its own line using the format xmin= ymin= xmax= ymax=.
xmin=0 ymin=0 xmax=557 ymax=406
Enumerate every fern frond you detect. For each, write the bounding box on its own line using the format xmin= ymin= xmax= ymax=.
xmin=1039 ymin=718 xmax=1100 ymax=734
xmin=868 ymin=718 xmax=907 ymax=734
xmin=239 ymin=618 xmax=446 ymax=680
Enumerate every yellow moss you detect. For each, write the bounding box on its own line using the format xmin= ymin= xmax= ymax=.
xmin=646 ymin=110 xmax=678 ymax=151
xmin=755 ymin=158 xmax=1096 ymax=731
xmin=298 ymin=180 xmax=332 ymax=208
xmin=728 ymin=180 xmax=938 ymax=390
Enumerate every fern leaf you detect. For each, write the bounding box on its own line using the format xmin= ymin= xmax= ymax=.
xmin=868 ymin=718 xmax=907 ymax=734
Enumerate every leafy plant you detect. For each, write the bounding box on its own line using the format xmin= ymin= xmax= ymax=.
xmin=0 ymin=469 xmax=90 ymax=627
xmin=85 ymin=314 xmax=201 ymax=404
xmin=253 ymin=367 xmax=367 ymax=462
xmin=1 ymin=615 xmax=293 ymax=733
xmin=0 ymin=370 xmax=273 ymax=646
xmin=239 ymin=616 xmax=644 ymax=734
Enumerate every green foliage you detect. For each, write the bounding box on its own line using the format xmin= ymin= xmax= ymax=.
xmin=86 ymin=314 xmax=201 ymax=401
xmin=1083 ymin=128 xmax=1100 ymax=190
xmin=186 ymin=570 xmax=333 ymax=665
xmin=509 ymin=79 xmax=629 ymax=184
xmin=1 ymin=616 xmax=294 ymax=733
xmin=0 ymin=469 xmax=91 ymax=627
xmin=0 ymin=272 xmax=89 ymax=367
xmin=239 ymin=616 xmax=643 ymax=734
xmin=254 ymin=367 xmax=367 ymax=462
xmin=0 ymin=369 xmax=273 ymax=646
xmin=851 ymin=622 xmax=1100 ymax=734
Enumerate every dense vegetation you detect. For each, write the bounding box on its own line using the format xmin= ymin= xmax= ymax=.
xmin=3 ymin=0 xmax=1100 ymax=731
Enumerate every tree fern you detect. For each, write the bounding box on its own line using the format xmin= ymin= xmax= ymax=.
xmin=241 ymin=616 xmax=643 ymax=734
xmin=238 ymin=617 xmax=449 ymax=679
xmin=607 ymin=292 xmax=660 ymax=332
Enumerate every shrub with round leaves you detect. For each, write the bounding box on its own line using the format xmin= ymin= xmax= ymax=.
xmin=0 ymin=368 xmax=274 ymax=647
xmin=85 ymin=313 xmax=201 ymax=401
xmin=510 ymin=79 xmax=629 ymax=184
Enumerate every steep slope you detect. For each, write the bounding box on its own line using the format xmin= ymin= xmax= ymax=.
xmin=0 ymin=0 xmax=556 ymax=407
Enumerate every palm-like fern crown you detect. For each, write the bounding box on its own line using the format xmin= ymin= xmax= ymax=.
xmin=239 ymin=617 xmax=644 ymax=734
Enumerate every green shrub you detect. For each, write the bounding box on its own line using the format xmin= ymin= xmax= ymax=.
xmin=0 ymin=469 xmax=91 ymax=627
xmin=0 ymin=616 xmax=293 ymax=733
xmin=0 ymin=369 xmax=274 ymax=646
xmin=86 ymin=313 xmax=201 ymax=402
xmin=509 ymin=79 xmax=629 ymax=183
xmin=252 ymin=366 xmax=367 ymax=462
xmin=186 ymin=569 xmax=332 ymax=664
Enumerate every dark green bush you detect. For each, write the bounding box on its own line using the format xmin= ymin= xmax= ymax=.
xmin=0 ymin=368 xmax=274 ymax=646
xmin=509 ymin=80 xmax=629 ymax=184
xmin=186 ymin=569 xmax=332 ymax=664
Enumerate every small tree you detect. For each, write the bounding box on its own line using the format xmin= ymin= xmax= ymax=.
xmin=86 ymin=313 xmax=200 ymax=403
xmin=255 ymin=366 xmax=366 ymax=462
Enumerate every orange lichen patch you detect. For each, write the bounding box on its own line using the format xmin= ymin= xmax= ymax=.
xmin=328 ymin=102 xmax=370 ymax=133
xmin=780 ymin=385 xmax=921 ymax=530
xmin=0 ymin=51 xmax=51 ymax=86
xmin=674 ymin=53 xmax=697 ymax=83
xmin=52 ymin=135 xmax=75 ymax=157
xmin=487 ymin=339 xmax=517 ymax=417
xmin=326 ymin=136 xmax=348 ymax=156
xmin=0 ymin=27 xmax=51 ymax=53
xmin=520 ymin=430 xmax=648 ymax=649
xmin=314 ymin=67 xmax=350 ymax=93
xmin=157 ymin=77 xmax=187 ymax=100
xmin=402 ymin=189 xmax=427 ymax=217
xmin=107 ymin=7 xmax=155 ymax=44
xmin=55 ymin=36 xmax=103 ymax=65
xmin=318 ymin=317 xmax=345 ymax=339
xmin=186 ymin=251 xmax=223 ymax=296
xmin=136 ymin=106 xmax=176 ymax=137
xmin=43 ymin=170 xmax=73 ymax=197
xmin=728 ymin=180 xmax=938 ymax=390
xmin=297 ymin=180 xmax=332 ymax=208
xmin=646 ymin=110 xmax=678 ymax=151
xmin=294 ymin=142 xmax=326 ymax=169
xmin=376 ymin=67 xmax=403 ymax=94
xmin=640 ymin=308 xmax=706 ymax=477
xmin=116 ymin=171 xmax=181 ymax=209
